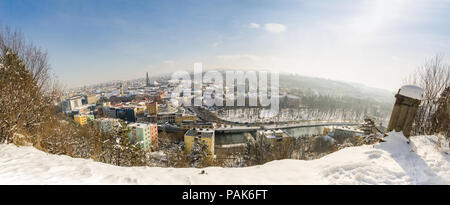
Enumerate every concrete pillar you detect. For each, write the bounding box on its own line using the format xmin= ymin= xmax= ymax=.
xmin=387 ymin=85 xmax=423 ymax=137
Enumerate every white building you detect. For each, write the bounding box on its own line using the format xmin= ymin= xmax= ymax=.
xmin=94 ymin=118 xmax=122 ymax=133
xmin=61 ymin=95 xmax=83 ymax=113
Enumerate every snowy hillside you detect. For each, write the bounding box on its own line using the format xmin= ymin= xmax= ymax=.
xmin=0 ymin=132 xmax=448 ymax=185
xmin=278 ymin=74 xmax=395 ymax=103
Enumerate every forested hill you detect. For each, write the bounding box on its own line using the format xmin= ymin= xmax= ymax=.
xmin=279 ymin=73 xmax=395 ymax=104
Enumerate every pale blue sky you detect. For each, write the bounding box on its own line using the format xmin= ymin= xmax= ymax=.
xmin=1 ymin=0 xmax=449 ymax=91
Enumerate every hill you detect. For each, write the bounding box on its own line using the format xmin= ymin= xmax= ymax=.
xmin=279 ymin=73 xmax=395 ymax=104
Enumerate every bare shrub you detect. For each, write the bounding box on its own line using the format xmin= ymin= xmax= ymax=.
xmin=430 ymin=87 xmax=450 ymax=139
xmin=405 ymin=54 xmax=450 ymax=135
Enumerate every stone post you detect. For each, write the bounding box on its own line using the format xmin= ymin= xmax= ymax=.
xmin=387 ymin=85 xmax=423 ymax=137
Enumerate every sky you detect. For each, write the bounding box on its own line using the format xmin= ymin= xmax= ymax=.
xmin=0 ymin=0 xmax=449 ymax=91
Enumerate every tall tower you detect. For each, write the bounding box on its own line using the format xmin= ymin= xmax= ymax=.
xmin=146 ymin=72 xmax=150 ymax=87
xmin=120 ymin=82 xmax=124 ymax=96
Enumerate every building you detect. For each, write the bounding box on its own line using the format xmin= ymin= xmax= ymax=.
xmin=120 ymin=83 xmax=124 ymax=96
xmin=134 ymin=104 xmax=147 ymax=117
xmin=127 ymin=123 xmax=158 ymax=151
xmin=74 ymin=114 xmax=87 ymax=125
xmin=103 ymin=106 xmax=118 ymax=118
xmin=175 ymin=114 xmax=198 ymax=125
xmin=147 ymin=113 xmax=178 ymax=124
xmin=102 ymin=102 xmax=111 ymax=107
xmin=72 ymin=104 xmax=96 ymax=115
xmin=159 ymin=113 xmax=177 ymax=124
xmin=180 ymin=120 xmax=213 ymax=130
xmin=257 ymin=129 xmax=285 ymax=142
xmin=116 ymin=107 xmax=137 ymax=122
xmin=94 ymin=118 xmax=121 ymax=133
xmin=145 ymin=103 xmax=179 ymax=124
xmin=147 ymin=102 xmax=158 ymax=115
xmin=333 ymin=127 xmax=364 ymax=138
xmin=146 ymin=89 xmax=163 ymax=103
xmin=61 ymin=95 xmax=84 ymax=112
xmin=74 ymin=114 xmax=94 ymax=126
xmin=146 ymin=72 xmax=150 ymax=87
xmin=184 ymin=128 xmax=215 ymax=156
xmin=86 ymin=95 xmax=98 ymax=104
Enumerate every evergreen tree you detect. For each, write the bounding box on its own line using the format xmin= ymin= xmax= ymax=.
xmin=0 ymin=46 xmax=50 ymax=143
xmin=98 ymin=122 xmax=146 ymax=166
xmin=189 ymin=140 xmax=213 ymax=167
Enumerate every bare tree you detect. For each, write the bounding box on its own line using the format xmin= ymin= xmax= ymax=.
xmin=0 ymin=25 xmax=59 ymax=144
xmin=405 ymin=54 xmax=450 ymax=135
xmin=0 ymin=26 xmax=54 ymax=90
xmin=430 ymin=87 xmax=450 ymax=139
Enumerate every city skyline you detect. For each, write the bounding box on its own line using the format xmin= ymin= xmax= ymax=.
xmin=1 ymin=0 xmax=449 ymax=91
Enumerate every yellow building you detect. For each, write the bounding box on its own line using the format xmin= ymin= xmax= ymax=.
xmin=147 ymin=102 xmax=158 ymax=115
xmin=175 ymin=114 xmax=198 ymax=125
xmin=74 ymin=114 xmax=87 ymax=125
xmin=74 ymin=114 xmax=94 ymax=126
xmin=184 ymin=128 xmax=215 ymax=156
xmin=135 ymin=104 xmax=147 ymax=116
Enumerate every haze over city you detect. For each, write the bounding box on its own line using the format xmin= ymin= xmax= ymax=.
xmin=1 ymin=0 xmax=449 ymax=91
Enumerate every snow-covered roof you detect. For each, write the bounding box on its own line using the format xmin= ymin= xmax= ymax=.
xmin=398 ymin=85 xmax=423 ymax=100
xmin=128 ymin=123 xmax=151 ymax=129
xmin=185 ymin=128 xmax=214 ymax=138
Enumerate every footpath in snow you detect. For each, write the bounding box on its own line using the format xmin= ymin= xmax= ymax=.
xmin=0 ymin=132 xmax=448 ymax=184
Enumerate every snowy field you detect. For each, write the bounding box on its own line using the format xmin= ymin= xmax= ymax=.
xmin=0 ymin=132 xmax=448 ymax=185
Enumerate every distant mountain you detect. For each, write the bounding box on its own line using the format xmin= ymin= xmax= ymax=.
xmin=278 ymin=73 xmax=395 ymax=104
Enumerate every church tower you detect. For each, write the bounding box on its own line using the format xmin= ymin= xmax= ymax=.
xmin=120 ymin=82 xmax=124 ymax=96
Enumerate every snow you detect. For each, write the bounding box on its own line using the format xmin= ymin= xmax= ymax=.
xmin=0 ymin=132 xmax=448 ymax=184
xmin=215 ymin=107 xmax=372 ymax=123
xmin=398 ymin=85 xmax=424 ymax=100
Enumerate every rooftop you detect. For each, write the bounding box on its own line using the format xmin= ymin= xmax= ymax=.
xmin=128 ymin=123 xmax=156 ymax=129
xmin=185 ymin=128 xmax=215 ymax=138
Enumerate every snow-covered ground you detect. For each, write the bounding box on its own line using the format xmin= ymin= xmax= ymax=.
xmin=0 ymin=132 xmax=448 ymax=184
xmin=215 ymin=108 xmax=382 ymax=123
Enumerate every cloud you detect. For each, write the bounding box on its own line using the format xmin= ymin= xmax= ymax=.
xmin=216 ymin=54 xmax=262 ymax=61
xmin=263 ymin=23 xmax=287 ymax=33
xmin=248 ymin=22 xmax=287 ymax=33
xmin=211 ymin=42 xmax=220 ymax=48
xmin=248 ymin=22 xmax=260 ymax=29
